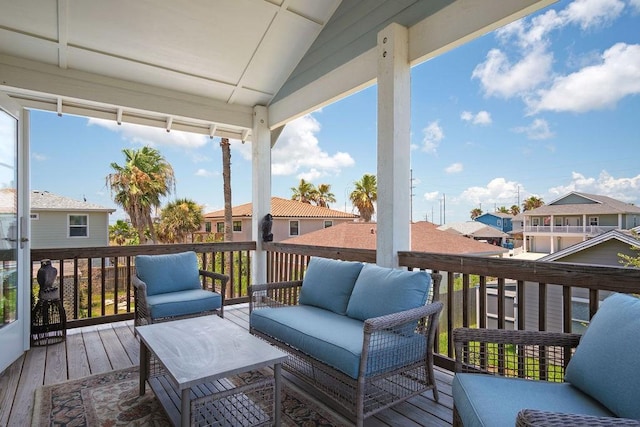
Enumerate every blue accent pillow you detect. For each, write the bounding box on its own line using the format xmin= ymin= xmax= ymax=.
xmin=564 ymin=293 xmax=640 ymax=420
xmin=135 ymin=251 xmax=201 ymax=296
xmin=346 ymin=264 xmax=431 ymax=321
xmin=298 ymin=257 xmax=364 ymax=315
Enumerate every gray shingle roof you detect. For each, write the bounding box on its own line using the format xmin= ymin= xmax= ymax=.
xmin=524 ymin=192 xmax=640 ymax=216
xmin=31 ymin=190 xmax=115 ymax=212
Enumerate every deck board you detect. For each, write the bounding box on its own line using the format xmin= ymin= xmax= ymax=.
xmin=0 ymin=304 xmax=453 ymax=426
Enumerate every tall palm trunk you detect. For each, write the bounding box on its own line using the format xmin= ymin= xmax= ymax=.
xmin=220 ymin=138 xmax=233 ymax=293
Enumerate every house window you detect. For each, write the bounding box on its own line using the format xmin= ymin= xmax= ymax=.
xmin=289 ymin=220 xmax=299 ymax=236
xmin=233 ymin=221 xmax=242 ymax=232
xmin=30 ymin=213 xmax=39 ymax=220
xmin=532 ymin=218 xmax=539 ymax=226
xmin=589 ymin=216 xmax=599 ymax=226
xmin=555 ymin=217 xmax=562 ymax=226
xmin=324 ymin=220 xmax=333 ymax=228
xmin=216 ymin=222 xmax=224 ymax=233
xmin=497 ymin=219 xmax=502 ymax=227
xmin=205 ymin=222 xmax=211 ymax=232
xmin=68 ymin=214 xmax=88 ymax=237
xmin=571 ymin=298 xmax=594 ymax=334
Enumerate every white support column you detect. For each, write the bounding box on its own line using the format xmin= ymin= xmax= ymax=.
xmin=376 ymin=23 xmax=411 ymax=268
xmin=251 ymin=106 xmax=271 ymax=285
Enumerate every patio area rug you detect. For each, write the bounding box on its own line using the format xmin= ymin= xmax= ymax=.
xmin=32 ymin=366 xmax=349 ymax=426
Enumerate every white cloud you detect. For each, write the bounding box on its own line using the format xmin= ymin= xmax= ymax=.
xmin=458 ymin=178 xmax=522 ymax=206
xmin=630 ymin=0 xmax=640 ymax=13
xmin=472 ymin=46 xmax=553 ymax=98
xmin=195 ymin=169 xmax=217 ymax=177
xmin=528 ymin=43 xmax=640 ymax=113
xmin=461 ymin=110 xmax=492 ymax=125
xmin=513 ymin=118 xmax=555 ymax=140
xmin=474 ymin=0 xmax=626 ymax=101
xmin=445 ymin=163 xmax=464 ymax=174
xmin=266 ymin=114 xmax=355 ymax=178
xmin=548 ymin=170 xmax=640 ymax=202
xmin=423 ymin=191 xmax=439 ymax=201
xmin=32 ymin=152 xmax=47 ymax=161
xmin=88 ymin=118 xmax=209 ymax=149
xmin=422 ymin=121 xmax=444 ymax=153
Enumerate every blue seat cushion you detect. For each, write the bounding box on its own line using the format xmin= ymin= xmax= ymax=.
xmin=135 ymin=251 xmax=201 ymax=296
xmin=147 ymin=289 xmax=222 ymax=320
xmin=298 ymin=257 xmax=363 ymax=315
xmin=251 ymin=305 xmax=426 ymax=379
xmin=346 ymin=264 xmax=431 ymax=321
xmin=564 ymin=293 xmax=640 ymax=419
xmin=453 ymin=374 xmax=614 ymax=427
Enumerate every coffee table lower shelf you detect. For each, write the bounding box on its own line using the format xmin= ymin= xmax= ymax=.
xmin=148 ymin=374 xmax=275 ymax=427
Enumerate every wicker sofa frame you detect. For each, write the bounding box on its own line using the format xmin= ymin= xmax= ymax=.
xmin=133 ymin=269 xmax=229 ymax=327
xmin=249 ymin=273 xmax=442 ymax=427
xmin=452 ymin=327 xmax=640 ymax=426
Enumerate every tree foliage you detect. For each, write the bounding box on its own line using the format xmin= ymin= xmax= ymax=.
xmin=618 ymin=231 xmax=640 ymax=268
xmin=470 ymin=208 xmax=483 ymax=220
xmin=291 ymin=179 xmax=315 ymax=204
xmin=107 ymin=146 xmax=175 ymax=244
xmin=311 ymin=183 xmax=336 ymax=208
xmin=522 ymin=196 xmax=544 ymax=211
xmin=156 ymin=198 xmax=204 ymax=243
xmin=108 ymin=219 xmax=137 ymax=245
xmin=510 ymin=205 xmax=521 ymax=215
xmin=350 ymin=174 xmax=377 ymax=222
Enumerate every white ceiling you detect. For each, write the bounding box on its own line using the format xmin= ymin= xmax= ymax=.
xmin=0 ymin=0 xmax=553 ymax=140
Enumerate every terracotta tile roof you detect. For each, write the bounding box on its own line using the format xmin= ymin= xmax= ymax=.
xmin=204 ymin=197 xmax=359 ymax=219
xmin=283 ymin=221 xmax=508 ymax=255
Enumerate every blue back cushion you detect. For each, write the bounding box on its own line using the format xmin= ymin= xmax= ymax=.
xmin=298 ymin=257 xmax=363 ymax=315
xmin=564 ymin=293 xmax=640 ymax=419
xmin=346 ymin=264 xmax=431 ymax=321
xmin=135 ymin=251 xmax=201 ymax=296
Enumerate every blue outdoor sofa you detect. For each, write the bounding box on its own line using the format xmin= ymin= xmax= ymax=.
xmin=249 ymin=256 xmax=443 ymax=427
xmin=452 ymin=292 xmax=640 ymax=426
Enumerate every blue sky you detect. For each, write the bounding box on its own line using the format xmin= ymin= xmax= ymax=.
xmin=30 ymin=0 xmax=640 ymax=225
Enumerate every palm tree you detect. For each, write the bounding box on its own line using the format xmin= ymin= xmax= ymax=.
xmin=510 ymin=205 xmax=521 ymax=215
xmin=312 ymin=183 xmax=336 ymax=208
xmin=350 ymin=174 xmax=377 ymax=222
xmin=108 ymin=219 xmax=136 ymax=245
xmin=523 ymin=196 xmax=544 ymax=211
xmin=496 ymin=206 xmax=510 ymax=214
xmin=107 ymin=146 xmax=175 ymax=244
xmin=291 ymin=179 xmax=315 ymax=204
xmin=470 ymin=208 xmax=483 ymax=220
xmin=157 ymin=198 xmax=203 ymax=243
xmin=220 ymin=138 xmax=233 ymax=242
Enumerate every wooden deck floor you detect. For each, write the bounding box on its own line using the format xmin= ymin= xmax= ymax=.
xmin=0 ymin=305 xmax=454 ymax=426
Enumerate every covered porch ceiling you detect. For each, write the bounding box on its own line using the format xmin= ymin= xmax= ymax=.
xmin=0 ymin=0 xmax=554 ymax=141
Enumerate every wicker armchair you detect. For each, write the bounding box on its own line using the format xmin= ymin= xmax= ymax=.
xmin=133 ymin=251 xmax=228 ymax=327
xmin=453 ymin=293 xmax=640 ymax=426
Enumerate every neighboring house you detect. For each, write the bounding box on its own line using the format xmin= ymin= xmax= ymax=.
xmin=284 ymin=221 xmax=508 ymax=256
xmin=437 ymin=221 xmax=509 ymax=247
xmin=30 ymin=190 xmax=115 ymax=249
xmin=485 ymin=229 xmax=639 ymax=332
xmin=474 ymin=212 xmax=513 ymax=233
xmin=201 ymin=197 xmax=359 ymax=242
xmin=522 ymin=192 xmax=640 ymax=254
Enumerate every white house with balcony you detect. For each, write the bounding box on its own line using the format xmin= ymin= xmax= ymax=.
xmin=523 ymin=192 xmax=640 ymax=254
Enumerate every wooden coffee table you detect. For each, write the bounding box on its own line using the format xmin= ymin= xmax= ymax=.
xmin=137 ymin=315 xmax=288 ymax=426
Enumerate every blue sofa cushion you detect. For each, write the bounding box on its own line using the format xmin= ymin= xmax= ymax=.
xmin=135 ymin=251 xmax=201 ymax=296
xmin=346 ymin=264 xmax=431 ymax=321
xmin=147 ymin=289 xmax=222 ymax=320
xmin=298 ymin=257 xmax=363 ymax=314
xmin=251 ymin=305 xmax=426 ymax=379
xmin=453 ymin=374 xmax=614 ymax=427
xmin=564 ymin=293 xmax=640 ymax=419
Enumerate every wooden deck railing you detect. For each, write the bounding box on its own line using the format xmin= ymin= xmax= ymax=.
xmin=263 ymin=242 xmax=640 ymax=372
xmin=31 ymin=242 xmax=255 ymax=328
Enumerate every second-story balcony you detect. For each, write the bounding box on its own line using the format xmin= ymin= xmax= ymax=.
xmin=2 ymin=241 xmax=639 ymax=426
xmin=524 ymin=225 xmax=619 ymax=235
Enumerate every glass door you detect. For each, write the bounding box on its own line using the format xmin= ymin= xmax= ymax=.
xmin=0 ymin=92 xmax=28 ymax=373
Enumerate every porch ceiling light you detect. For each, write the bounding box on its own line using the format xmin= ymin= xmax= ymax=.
xmin=166 ymin=116 xmax=173 ymax=133
xmin=209 ymin=124 xmax=217 ymax=139
xmin=116 ymin=108 xmax=123 ymax=125
xmin=56 ymin=97 xmax=62 ymax=117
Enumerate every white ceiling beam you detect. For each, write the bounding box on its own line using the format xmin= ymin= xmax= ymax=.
xmin=57 ymin=0 xmax=69 ymax=69
xmin=268 ymin=0 xmax=555 ymax=129
xmin=0 ymin=54 xmax=254 ymax=130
